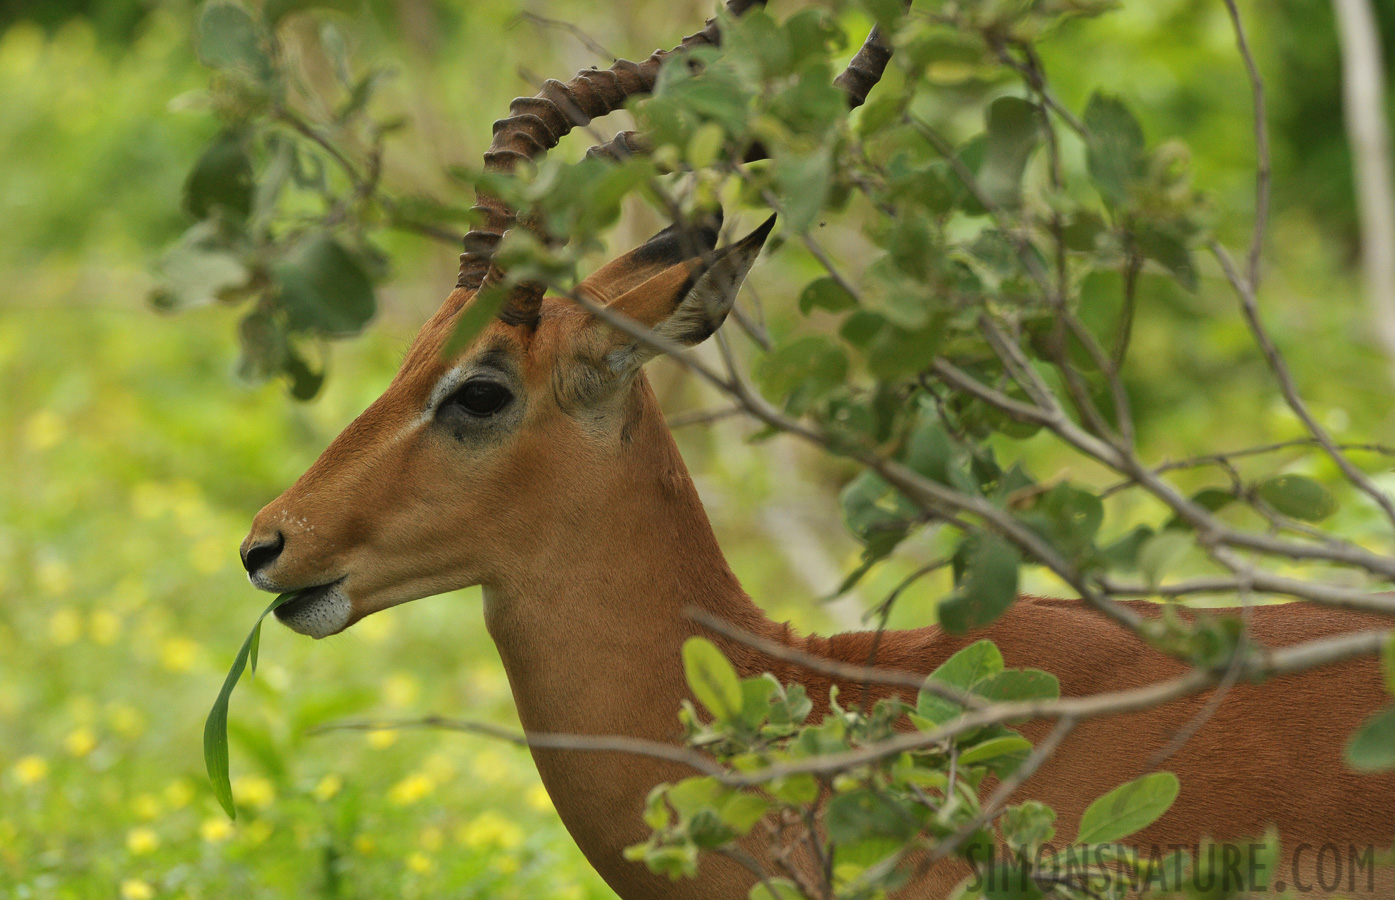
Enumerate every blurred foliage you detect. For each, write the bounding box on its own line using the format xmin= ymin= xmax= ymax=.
xmin=3 ymin=0 xmax=1395 ymax=897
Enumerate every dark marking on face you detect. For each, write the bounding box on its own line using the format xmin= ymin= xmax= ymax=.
xmin=631 ymin=213 xmax=723 ymax=268
xmin=677 ymin=321 xmax=717 ymax=345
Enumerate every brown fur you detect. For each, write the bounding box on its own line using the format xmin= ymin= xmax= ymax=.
xmin=243 ymin=238 xmax=1395 ymax=899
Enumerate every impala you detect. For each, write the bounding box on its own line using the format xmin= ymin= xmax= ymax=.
xmin=239 ymin=6 xmax=1395 ymax=898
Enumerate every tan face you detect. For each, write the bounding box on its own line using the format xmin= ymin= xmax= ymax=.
xmin=239 ymin=217 xmax=773 ymax=638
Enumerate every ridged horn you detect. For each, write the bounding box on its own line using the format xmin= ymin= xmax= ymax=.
xmin=457 ymin=1 xmax=769 ymax=329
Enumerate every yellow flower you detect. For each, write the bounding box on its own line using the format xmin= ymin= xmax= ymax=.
xmin=131 ymin=793 xmax=162 ymax=821
xmin=242 ymin=820 xmax=273 ymax=846
xmin=525 ymin=784 xmax=553 ymax=813
xmin=190 ymin=536 xmax=227 ymax=575
xmin=163 ymin=779 xmax=194 ymax=810
xmin=200 ymin=817 xmax=234 ymax=844
xmin=312 ymin=773 xmax=343 ymax=802
xmin=232 ymin=775 xmax=276 ymax=810
xmin=422 ymin=752 xmax=456 ymax=784
xmin=131 ymin=482 xmax=166 ymax=520
xmin=383 ymin=672 xmax=420 ymax=708
xmin=64 ymin=727 xmax=96 ymax=758
xmin=35 ymin=558 xmax=72 ymax=596
xmin=23 ymin=409 xmax=64 ymax=451
xmin=48 ymin=608 xmax=82 ymax=646
xmin=107 ymin=703 xmax=146 ymax=739
xmin=491 ymin=855 xmax=521 ymax=876
xmin=120 ymin=879 xmax=154 ymax=900
xmin=418 ymin=826 xmax=444 ymax=852
xmin=88 ymin=610 xmax=122 ymax=646
xmin=353 ymin=834 xmax=376 ymax=854
xmin=406 ymin=851 xmax=435 ymax=875
xmin=126 ymin=827 xmax=160 ymax=855
xmin=469 ymin=749 xmax=510 ymax=783
xmin=12 ymin=755 xmax=47 ymax=785
xmin=387 ymin=773 xmax=434 ymax=806
xmin=366 ymin=729 xmax=397 ymax=749
xmin=456 ymin=811 xmax=524 ymax=851
xmin=159 ymin=637 xmax=200 ymax=673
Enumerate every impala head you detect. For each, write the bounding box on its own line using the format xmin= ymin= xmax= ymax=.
xmin=240 ymin=211 xmax=773 ymax=638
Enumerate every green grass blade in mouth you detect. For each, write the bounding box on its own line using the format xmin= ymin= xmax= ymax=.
xmin=203 ymin=591 xmax=300 ymax=820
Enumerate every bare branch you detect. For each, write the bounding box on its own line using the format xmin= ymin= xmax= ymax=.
xmin=310 ymin=714 xmax=726 ymax=776
xmin=1221 ymin=0 xmax=1270 ymax=289
xmin=684 ymin=606 xmax=985 ymax=708
xmin=1211 ymin=240 xmax=1395 ymax=535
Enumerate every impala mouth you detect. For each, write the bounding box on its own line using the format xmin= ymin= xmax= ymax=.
xmin=273 ymin=578 xmax=350 ymax=640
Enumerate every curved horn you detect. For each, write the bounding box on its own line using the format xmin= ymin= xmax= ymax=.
xmin=585 ymin=13 xmax=902 ymax=165
xmin=458 ymin=1 xmax=768 ymax=328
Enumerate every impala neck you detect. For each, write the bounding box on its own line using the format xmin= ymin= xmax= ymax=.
xmin=478 ymin=380 xmax=781 ymax=896
xmin=480 ymin=378 xmax=779 ymax=741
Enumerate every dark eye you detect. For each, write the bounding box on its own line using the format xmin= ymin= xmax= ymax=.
xmin=447 ymin=379 xmax=513 ymax=417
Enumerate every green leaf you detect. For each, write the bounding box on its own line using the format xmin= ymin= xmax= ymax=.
xmin=756 ymin=336 xmax=849 ymax=414
xmin=957 ymin=735 xmax=1032 ymax=767
xmin=197 ymin=3 xmax=269 ymax=77
xmin=443 ymin=283 xmax=507 ymax=357
xmin=719 ymin=792 xmax=771 ymax=833
xmin=774 ymin=146 xmax=833 ymax=232
xmin=149 ymin=222 xmax=249 ymax=311
xmin=1137 ymin=530 xmax=1191 ymax=586
xmin=1134 ymin=222 xmax=1197 ymax=291
xmin=825 ymin=789 xmax=919 ymax=844
xmin=272 ymin=235 xmax=376 ymax=336
xmin=768 ymin=773 xmax=819 ymax=805
xmin=1084 ymin=92 xmax=1145 ymax=208
xmin=1345 ymin=703 xmax=1395 ymax=772
xmin=1101 ymin=525 xmax=1154 ymax=570
xmin=978 ymin=96 xmax=1041 ymax=208
xmin=1256 ymin=475 xmax=1337 ymax=522
xmin=939 ymin=535 xmax=1021 ymax=634
xmin=982 ymin=863 xmax=1044 ymax=900
xmin=1383 ymin=632 xmax=1395 ymax=694
xmin=682 ymin=637 xmax=743 ymax=722
xmin=917 ymin=639 xmax=1002 ymax=724
xmin=1075 ymin=772 xmax=1180 ymax=844
xmin=184 ymin=132 xmax=254 ymax=222
xmin=749 ymin=878 xmax=808 ymax=900
xmin=929 ymin=640 xmax=1005 ymax=690
xmin=205 ymin=591 xmax=301 ymax=819
xmin=903 ymin=412 xmax=954 ymax=486
xmin=975 ymin=669 xmax=1060 ymax=705
xmin=798 ymin=277 xmax=857 ymax=314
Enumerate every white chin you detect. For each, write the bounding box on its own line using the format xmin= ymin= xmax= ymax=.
xmin=275 ymin=585 xmax=352 ymax=639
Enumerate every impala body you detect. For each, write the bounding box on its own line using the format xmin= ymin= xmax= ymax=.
xmin=239 ymin=12 xmax=1395 ymax=899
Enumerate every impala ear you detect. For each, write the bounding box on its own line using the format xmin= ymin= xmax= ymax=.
xmin=577 ymin=212 xmax=723 ymax=304
xmin=601 ymin=216 xmax=775 ymax=376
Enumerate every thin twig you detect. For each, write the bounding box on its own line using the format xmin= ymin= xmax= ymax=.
xmin=684 ymin=606 xmax=985 ymax=708
xmin=1212 ymin=241 xmax=1395 ymax=535
xmin=310 ymin=714 xmax=725 ymax=775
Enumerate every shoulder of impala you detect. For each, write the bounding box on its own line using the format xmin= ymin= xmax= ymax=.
xmin=240 ymin=4 xmax=1395 ymax=898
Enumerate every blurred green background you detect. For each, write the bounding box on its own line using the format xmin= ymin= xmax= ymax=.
xmin=2 ymin=0 xmax=1393 ymax=897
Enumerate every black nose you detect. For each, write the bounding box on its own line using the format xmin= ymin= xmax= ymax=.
xmin=241 ymin=532 xmax=285 ymax=576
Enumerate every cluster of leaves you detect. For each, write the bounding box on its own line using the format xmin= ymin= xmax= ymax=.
xmin=624 ymin=636 xmax=1242 ymax=899
xmin=151 ymin=0 xmax=469 ymax=397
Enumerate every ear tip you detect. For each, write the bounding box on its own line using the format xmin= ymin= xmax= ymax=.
xmin=746 ymin=214 xmax=777 ymax=245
